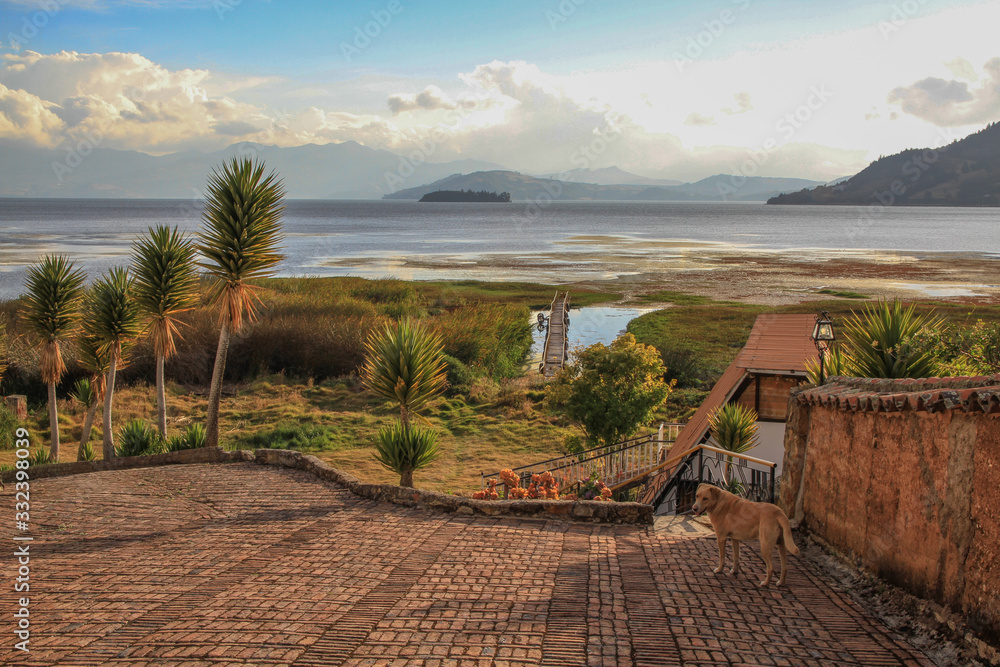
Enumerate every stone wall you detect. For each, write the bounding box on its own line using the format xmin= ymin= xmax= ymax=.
xmin=780 ymin=375 xmax=1000 ymax=641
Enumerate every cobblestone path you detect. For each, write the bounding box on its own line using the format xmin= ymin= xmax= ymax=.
xmin=1 ymin=463 xmax=934 ymax=666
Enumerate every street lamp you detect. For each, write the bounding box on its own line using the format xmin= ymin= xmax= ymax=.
xmin=811 ymin=311 xmax=835 ymax=384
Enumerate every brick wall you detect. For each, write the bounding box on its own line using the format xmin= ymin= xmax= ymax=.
xmin=780 ymin=377 xmax=1000 ymax=642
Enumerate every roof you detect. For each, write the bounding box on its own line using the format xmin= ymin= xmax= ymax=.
xmin=639 ymin=314 xmax=819 ymax=506
xmin=796 ymin=374 xmax=1000 ymax=414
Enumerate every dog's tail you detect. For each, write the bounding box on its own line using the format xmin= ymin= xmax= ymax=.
xmin=780 ymin=515 xmax=800 ymax=556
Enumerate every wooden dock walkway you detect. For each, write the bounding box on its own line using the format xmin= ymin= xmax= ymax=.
xmin=541 ymin=291 xmax=570 ymax=379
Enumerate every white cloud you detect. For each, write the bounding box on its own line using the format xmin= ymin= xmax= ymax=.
xmin=888 ymin=58 xmax=1000 ymax=127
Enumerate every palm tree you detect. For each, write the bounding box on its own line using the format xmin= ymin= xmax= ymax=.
xmin=87 ymin=268 xmax=141 ymax=459
xmin=132 ymin=225 xmax=198 ymax=438
xmin=71 ymin=332 xmax=109 ymax=460
xmin=841 ymin=299 xmax=943 ymax=378
xmin=708 ymin=402 xmax=759 ymax=488
xmin=361 ymin=319 xmax=448 ymax=427
xmin=198 ymin=157 xmax=285 ymax=448
xmin=22 ymin=255 xmax=86 ymax=461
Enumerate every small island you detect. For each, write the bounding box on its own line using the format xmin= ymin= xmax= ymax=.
xmin=419 ymin=189 xmax=511 ymax=203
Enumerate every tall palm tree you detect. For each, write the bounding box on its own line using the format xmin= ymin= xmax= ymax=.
xmin=87 ymin=268 xmax=141 ymax=459
xmin=22 ymin=255 xmax=86 ymax=461
xmin=72 ymin=332 xmax=109 ymax=460
xmin=132 ymin=225 xmax=198 ymax=438
xmin=198 ymin=157 xmax=285 ymax=448
xmin=361 ymin=319 xmax=448 ymax=427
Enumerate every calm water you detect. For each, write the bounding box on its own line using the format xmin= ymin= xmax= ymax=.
xmin=1 ymin=198 xmax=998 ymax=299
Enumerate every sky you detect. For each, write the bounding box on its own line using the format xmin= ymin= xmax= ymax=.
xmin=1 ymin=0 xmax=998 ymax=181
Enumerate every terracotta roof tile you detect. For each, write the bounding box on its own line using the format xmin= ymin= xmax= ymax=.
xmin=795 ymin=374 xmax=1000 ymax=414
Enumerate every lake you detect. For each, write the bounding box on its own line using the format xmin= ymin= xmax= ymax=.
xmin=1 ymin=198 xmax=998 ymax=299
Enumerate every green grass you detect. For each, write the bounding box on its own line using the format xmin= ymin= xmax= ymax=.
xmin=636 ymin=290 xmax=713 ymax=306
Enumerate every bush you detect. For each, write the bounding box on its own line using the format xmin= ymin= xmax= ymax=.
xmin=431 ymin=304 xmax=533 ymax=380
xmin=28 ymin=448 xmax=53 ymax=466
xmin=659 ymin=346 xmax=712 ymax=388
xmin=239 ymin=423 xmax=336 ymax=451
xmin=0 ymin=405 xmax=17 ymax=450
xmin=442 ymin=355 xmax=474 ymax=395
xmin=167 ymin=423 xmax=206 ymax=451
xmin=116 ymin=419 xmax=163 ymax=457
xmin=79 ymin=441 xmax=96 ymax=462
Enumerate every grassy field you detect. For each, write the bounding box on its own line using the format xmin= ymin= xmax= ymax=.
xmin=4 ymin=276 xmax=995 ymax=493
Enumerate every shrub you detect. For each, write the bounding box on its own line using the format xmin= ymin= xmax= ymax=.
xmin=28 ymin=448 xmax=53 ymax=466
xmin=167 ymin=423 xmax=206 ymax=451
xmin=373 ymin=422 xmax=440 ymax=487
xmin=431 ymin=303 xmax=533 ymax=380
xmin=115 ymin=419 xmax=163 ymax=458
xmin=79 ymin=441 xmax=96 ymax=462
xmin=659 ymin=346 xmax=712 ymax=388
xmin=467 ymin=376 xmax=499 ymax=404
xmin=0 ymin=404 xmax=17 ymax=450
xmin=239 ymin=423 xmax=335 ymax=451
xmin=840 ymin=299 xmax=943 ymax=378
xmin=442 ymin=354 xmax=474 ymax=395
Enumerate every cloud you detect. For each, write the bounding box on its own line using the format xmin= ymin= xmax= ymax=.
xmin=888 ymin=58 xmax=1000 ymax=126
xmin=387 ymin=86 xmax=460 ymax=114
xmin=685 ymin=112 xmax=716 ymax=126
xmin=0 ymin=83 xmax=64 ymax=146
xmin=722 ymin=91 xmax=753 ymax=115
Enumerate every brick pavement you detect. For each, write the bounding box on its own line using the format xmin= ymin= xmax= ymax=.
xmin=1 ymin=463 xmax=934 ymax=666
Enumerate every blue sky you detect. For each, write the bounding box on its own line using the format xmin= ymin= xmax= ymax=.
xmin=1 ymin=0 xmax=998 ymax=179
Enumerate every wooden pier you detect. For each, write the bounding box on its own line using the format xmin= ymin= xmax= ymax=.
xmin=541 ymin=291 xmax=570 ymax=379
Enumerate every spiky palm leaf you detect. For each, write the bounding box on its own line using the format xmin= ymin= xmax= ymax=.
xmin=75 ymin=332 xmax=110 ymax=402
xmin=373 ymin=422 xmax=440 ymax=487
xmin=132 ymin=225 xmax=199 ymax=358
xmin=805 ymin=343 xmax=851 ymax=384
xmin=87 ymin=268 xmax=140 ymax=459
xmin=841 ymin=299 xmax=943 ymax=378
xmin=22 ymin=255 xmax=86 ymax=384
xmin=70 ymin=377 xmax=96 ymax=407
xmin=198 ymin=157 xmax=286 ymax=332
xmin=132 ymin=225 xmax=199 ymax=437
xmin=198 ymin=157 xmax=286 ymax=448
xmin=362 ymin=319 xmax=448 ymax=425
xmin=708 ymin=402 xmax=759 ymax=454
xmin=22 ymin=254 xmax=86 ymax=460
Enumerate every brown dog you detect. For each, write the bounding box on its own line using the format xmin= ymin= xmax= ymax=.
xmin=692 ymin=483 xmax=799 ymax=587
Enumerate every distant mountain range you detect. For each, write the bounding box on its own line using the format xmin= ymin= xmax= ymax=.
xmin=541 ymin=166 xmax=683 ymax=187
xmin=768 ymin=123 xmax=1000 ymax=206
xmin=383 ymin=171 xmax=822 ymax=202
xmin=0 ymin=141 xmax=504 ymax=199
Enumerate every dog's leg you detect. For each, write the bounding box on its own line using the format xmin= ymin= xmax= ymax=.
xmin=758 ymin=531 xmax=777 ymax=587
xmin=730 ymin=539 xmax=741 ymax=575
xmin=777 ymin=542 xmax=788 ymax=586
xmin=713 ymin=536 xmax=726 ymax=574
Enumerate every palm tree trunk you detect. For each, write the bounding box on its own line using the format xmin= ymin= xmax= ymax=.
xmin=156 ymin=353 xmax=167 ymax=438
xmin=47 ymin=382 xmax=59 ymax=462
xmin=103 ymin=355 xmax=118 ymax=460
xmin=399 ymin=469 xmax=414 ymax=488
xmin=205 ymin=321 xmax=231 ymax=448
xmin=78 ymin=401 xmax=98 ymax=460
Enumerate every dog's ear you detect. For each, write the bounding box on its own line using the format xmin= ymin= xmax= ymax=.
xmin=709 ymin=486 xmax=720 ymax=499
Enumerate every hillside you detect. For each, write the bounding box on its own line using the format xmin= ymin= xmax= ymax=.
xmin=542 ymin=166 xmax=683 ymax=187
xmin=0 ymin=141 xmax=504 ymax=199
xmin=384 ymin=171 xmax=821 ymax=202
xmin=768 ymin=122 xmax=1000 ymax=206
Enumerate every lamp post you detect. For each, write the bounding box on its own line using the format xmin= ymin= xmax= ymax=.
xmin=811 ymin=311 xmax=835 ymax=384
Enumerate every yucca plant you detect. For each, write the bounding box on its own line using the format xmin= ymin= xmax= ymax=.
xmin=79 ymin=441 xmax=96 ymax=462
xmin=116 ymin=419 xmax=163 ymax=458
xmin=373 ymin=422 xmax=440 ymax=487
xmin=21 ymin=255 xmax=86 ymax=462
xmin=167 ymin=423 xmax=207 ymax=451
xmin=805 ymin=343 xmax=851 ymax=385
xmin=29 ymin=448 xmax=53 ymax=466
xmin=132 ymin=225 xmax=199 ymax=439
xmin=841 ymin=299 xmax=943 ymax=378
xmin=708 ymin=402 xmax=759 ymax=486
xmin=74 ymin=332 xmax=109 ymax=458
xmin=86 ymin=268 xmax=141 ymax=459
xmin=199 ymin=157 xmax=286 ymax=448
xmin=362 ymin=319 xmax=448 ymax=426
xmin=69 ymin=377 xmax=99 ymax=461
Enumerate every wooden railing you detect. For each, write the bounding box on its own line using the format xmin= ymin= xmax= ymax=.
xmin=481 ymin=423 xmax=683 ymax=496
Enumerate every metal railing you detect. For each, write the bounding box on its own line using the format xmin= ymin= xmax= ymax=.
xmin=481 ymin=423 xmax=683 ymax=497
xmin=642 ymin=444 xmax=777 ymax=515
